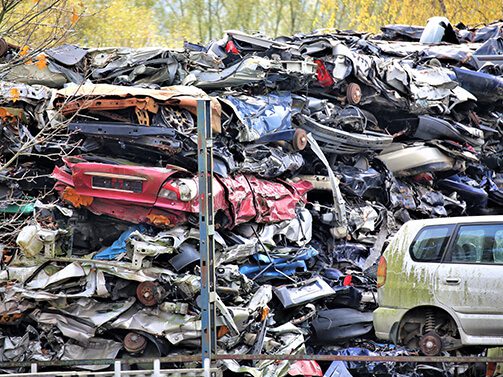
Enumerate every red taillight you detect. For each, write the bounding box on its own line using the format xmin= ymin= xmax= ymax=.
xmin=377 ymin=256 xmax=387 ymax=288
xmin=225 ymin=41 xmax=239 ymax=54
xmin=159 ymin=179 xmax=197 ymax=202
xmin=343 ymin=275 xmax=352 ymax=286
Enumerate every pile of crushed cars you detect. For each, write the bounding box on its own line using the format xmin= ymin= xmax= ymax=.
xmin=0 ymin=16 xmax=502 ymax=376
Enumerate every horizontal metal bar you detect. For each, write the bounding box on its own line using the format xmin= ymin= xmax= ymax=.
xmin=59 ymin=97 xmax=158 ymax=115
xmin=216 ymin=354 xmax=503 ymax=363
xmin=2 ymin=353 xmax=503 ymax=370
xmin=69 ymin=122 xmax=176 ymax=138
xmin=0 ymin=368 xmax=222 ymax=377
xmin=0 ymin=355 xmax=201 ymax=369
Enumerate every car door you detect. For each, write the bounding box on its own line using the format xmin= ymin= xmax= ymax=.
xmin=434 ymin=222 xmax=503 ymax=336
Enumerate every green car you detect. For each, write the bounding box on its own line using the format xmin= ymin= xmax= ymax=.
xmin=374 ymin=216 xmax=503 ymax=355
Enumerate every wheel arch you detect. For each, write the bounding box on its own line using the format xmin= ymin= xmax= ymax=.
xmin=397 ymin=304 xmax=462 ymax=344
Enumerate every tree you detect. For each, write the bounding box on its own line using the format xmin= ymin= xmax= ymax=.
xmin=317 ymin=0 xmax=503 ymax=33
xmin=0 ymin=0 xmax=164 ymax=51
xmin=0 ymin=0 xmax=79 ymax=58
xmin=0 ymin=0 xmax=501 ymax=57
xmin=155 ymin=0 xmax=322 ymax=47
xmin=69 ymin=0 xmax=164 ymax=47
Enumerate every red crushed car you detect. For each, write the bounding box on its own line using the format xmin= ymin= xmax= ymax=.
xmin=52 ymin=157 xmax=312 ymax=228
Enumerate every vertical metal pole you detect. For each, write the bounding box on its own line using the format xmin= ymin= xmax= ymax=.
xmin=198 ymin=99 xmax=217 ymax=366
xmin=114 ymin=360 xmax=121 ymax=377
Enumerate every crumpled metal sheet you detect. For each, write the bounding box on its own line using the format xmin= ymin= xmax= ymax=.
xmin=240 ymin=246 xmax=318 ymax=280
xmin=377 ymin=143 xmax=456 ymax=176
xmin=94 ymin=225 xmax=146 ymax=260
xmin=187 ymin=55 xmax=314 ymax=90
xmin=244 ymin=176 xmax=311 ymax=224
xmin=61 ymin=338 xmax=122 ymax=371
xmin=87 ymin=47 xmax=186 ymax=86
xmin=24 ymin=262 xmax=85 ymax=290
xmin=33 ymin=310 xmax=96 ymax=343
xmin=45 ymin=44 xmax=88 ymax=66
xmin=0 ymin=81 xmax=50 ymax=102
xmin=239 ymin=145 xmax=304 ymax=178
xmin=2 ymin=64 xmax=67 ymax=88
xmin=240 ymin=207 xmax=312 ymax=247
xmin=307 ymin=134 xmax=348 ymax=238
xmin=50 ymin=297 xmax=136 ymax=327
xmin=394 ymin=65 xmax=477 ymax=114
xmin=222 ymin=323 xmax=305 ymax=377
xmin=29 ymin=299 xmax=132 ymax=346
xmin=413 ymin=115 xmax=484 ymax=146
xmin=222 ymin=93 xmax=293 ymax=142
xmin=56 ymin=83 xmax=222 ymax=133
xmin=0 ymin=326 xmax=57 ymax=364
xmin=111 ymin=306 xmax=200 ymax=345
xmin=274 ymin=276 xmax=336 ymax=308
xmin=349 ymin=205 xmax=379 ymax=233
xmin=301 ymin=116 xmax=393 ymax=155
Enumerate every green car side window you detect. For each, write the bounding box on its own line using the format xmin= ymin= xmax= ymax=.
xmin=449 ymin=224 xmax=503 ymax=264
xmin=495 ymin=229 xmax=503 ymax=263
xmin=410 ymin=225 xmax=454 ymax=262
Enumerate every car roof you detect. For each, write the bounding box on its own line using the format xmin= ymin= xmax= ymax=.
xmin=407 ymin=215 xmax=503 ymax=227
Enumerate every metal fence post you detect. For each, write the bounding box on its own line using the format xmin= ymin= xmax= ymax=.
xmin=197 ymin=99 xmax=217 ymax=367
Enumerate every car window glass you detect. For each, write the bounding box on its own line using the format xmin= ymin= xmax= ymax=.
xmin=494 ymin=229 xmax=503 ymax=263
xmin=410 ymin=225 xmax=453 ymax=262
xmin=451 ymin=224 xmax=503 ymax=263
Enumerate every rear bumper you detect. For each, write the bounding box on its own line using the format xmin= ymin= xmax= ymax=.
xmin=373 ymin=307 xmax=408 ymax=341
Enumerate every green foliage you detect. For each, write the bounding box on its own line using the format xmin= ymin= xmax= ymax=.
xmin=70 ymin=0 xmax=163 ymax=47
xmin=2 ymin=0 xmax=502 ymax=49
xmin=318 ymin=0 xmax=503 ymax=33
xmin=156 ymin=0 xmax=323 ymax=47
xmin=0 ymin=0 xmax=163 ymax=49
xmin=155 ymin=0 xmax=503 ymax=47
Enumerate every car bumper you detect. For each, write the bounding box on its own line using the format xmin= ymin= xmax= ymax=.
xmin=373 ymin=307 xmax=409 ymax=341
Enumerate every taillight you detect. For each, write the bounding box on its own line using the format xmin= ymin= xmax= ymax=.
xmin=159 ymin=179 xmax=197 ymax=202
xmin=377 ymin=256 xmax=387 ymax=288
xmin=158 ymin=187 xmax=178 ymax=200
